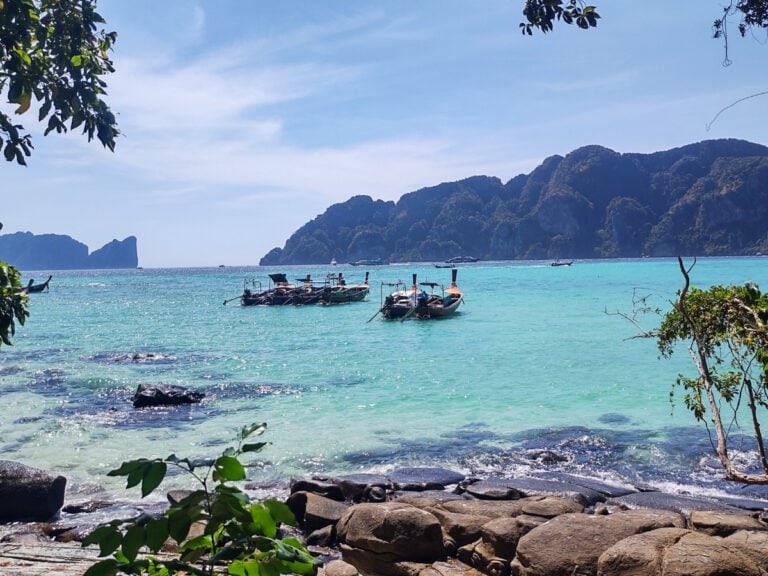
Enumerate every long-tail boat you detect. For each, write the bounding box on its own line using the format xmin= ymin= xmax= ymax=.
xmin=322 ymin=271 xmax=369 ymax=304
xmin=373 ymin=269 xmax=463 ymax=321
xmin=231 ymin=272 xmax=369 ymax=306
xmin=22 ymin=275 xmax=52 ymax=294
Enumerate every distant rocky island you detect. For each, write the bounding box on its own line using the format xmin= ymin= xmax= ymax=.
xmin=261 ymin=138 xmax=768 ymax=265
xmin=0 ymin=233 xmax=139 ymax=270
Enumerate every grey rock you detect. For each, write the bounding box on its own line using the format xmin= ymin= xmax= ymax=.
xmin=610 ymin=491 xmax=749 ymax=516
xmin=132 ymin=383 xmax=204 ymax=408
xmin=463 ymin=477 xmax=604 ymax=507
xmin=388 ymin=468 xmax=466 ymax=491
xmin=529 ymin=471 xmax=636 ymax=498
xmin=286 ymin=491 xmax=350 ymax=533
xmin=0 ymin=461 xmax=66 ymax=522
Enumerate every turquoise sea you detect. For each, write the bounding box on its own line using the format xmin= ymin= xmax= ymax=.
xmin=2 ymin=258 xmax=768 ymax=501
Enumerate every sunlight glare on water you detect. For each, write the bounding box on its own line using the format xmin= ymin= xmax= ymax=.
xmin=2 ymin=257 xmax=767 ymax=497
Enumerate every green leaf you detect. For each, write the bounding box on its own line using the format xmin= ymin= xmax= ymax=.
xmin=180 ymin=546 xmax=207 ymax=564
xmin=108 ymin=459 xmax=142 ymax=478
xmin=37 ymin=100 xmax=51 ymax=122
xmin=272 ymin=538 xmax=319 ymax=576
xmin=180 ymin=534 xmax=212 ymax=552
xmin=175 ymin=489 xmax=208 ymax=508
xmin=12 ymin=47 xmax=31 ymax=67
xmin=263 ymin=500 xmax=297 ymax=526
xmin=213 ymin=455 xmax=246 ymax=482
xmin=141 ymin=461 xmax=167 ymax=497
xmin=147 ymin=559 xmax=171 ymax=576
xmin=145 ymin=517 xmax=169 ymax=552
xmin=228 ymin=560 xmax=248 ymax=576
xmin=259 ymin=561 xmax=280 ymax=576
xmin=166 ymin=454 xmax=195 ymax=471
xmin=241 ymin=442 xmax=267 ymax=454
xmin=250 ymin=504 xmax=277 ymax=538
xmin=121 ymin=524 xmax=145 ymax=562
xmin=82 ymin=525 xmax=111 ymax=548
xmin=83 ymin=559 xmax=119 ymax=576
xmin=168 ymin=510 xmax=192 ymax=543
xmin=107 ymin=459 xmax=146 ymax=476
xmin=98 ymin=528 xmax=123 ymax=557
xmin=71 ymin=111 xmax=86 ymax=130
xmin=15 ymin=92 xmax=31 ymax=115
xmin=113 ymin=550 xmax=129 ymax=564
xmin=241 ymin=422 xmax=267 ymax=439
xmin=126 ymin=464 xmax=146 ymax=490
xmin=71 ymin=54 xmax=84 ymax=67
xmin=283 ymin=559 xmax=319 ymax=576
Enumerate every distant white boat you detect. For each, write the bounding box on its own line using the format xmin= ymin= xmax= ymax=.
xmin=330 ymin=257 xmax=337 ymax=266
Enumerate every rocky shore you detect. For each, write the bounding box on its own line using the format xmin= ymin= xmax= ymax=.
xmin=2 ymin=461 xmax=768 ymax=575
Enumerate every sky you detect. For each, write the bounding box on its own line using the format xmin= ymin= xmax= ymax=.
xmin=2 ymin=1 xmax=767 ymax=268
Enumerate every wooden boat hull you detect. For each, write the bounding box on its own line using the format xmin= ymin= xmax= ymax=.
xmin=380 ymin=294 xmax=462 ymax=319
xmin=322 ymin=285 xmax=369 ymax=303
xmin=239 ymin=272 xmax=369 ymax=306
xmin=23 ymin=275 xmax=52 ymax=294
xmin=379 ymin=270 xmax=463 ymax=320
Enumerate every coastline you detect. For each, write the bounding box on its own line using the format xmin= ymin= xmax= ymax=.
xmin=3 ymin=462 xmax=768 ymax=576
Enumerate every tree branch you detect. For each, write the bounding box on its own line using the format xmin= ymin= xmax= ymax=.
xmin=675 ymin=256 xmax=738 ymax=479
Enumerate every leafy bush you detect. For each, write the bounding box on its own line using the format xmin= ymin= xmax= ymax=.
xmin=0 ymin=261 xmax=29 ymax=347
xmin=83 ymin=423 xmax=319 ymax=576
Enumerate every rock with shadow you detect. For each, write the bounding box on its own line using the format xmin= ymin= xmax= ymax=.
xmin=132 ymin=383 xmax=205 ymax=408
xmin=0 ymin=461 xmax=67 ymax=522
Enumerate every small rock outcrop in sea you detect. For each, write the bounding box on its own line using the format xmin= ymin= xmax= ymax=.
xmin=131 ymin=383 xmax=205 ymax=408
xmin=0 ymin=232 xmax=139 ymax=270
xmin=0 ymin=461 xmax=66 ymax=522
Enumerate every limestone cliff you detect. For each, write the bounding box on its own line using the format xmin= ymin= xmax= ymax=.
xmin=0 ymin=233 xmax=139 ymax=270
xmin=260 ymin=138 xmax=768 ymax=264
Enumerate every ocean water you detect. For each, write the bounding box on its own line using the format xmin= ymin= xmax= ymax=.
xmin=2 ymin=258 xmax=768 ymax=501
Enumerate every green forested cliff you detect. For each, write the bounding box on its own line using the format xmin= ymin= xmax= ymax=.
xmin=260 ymin=139 xmax=768 ymax=265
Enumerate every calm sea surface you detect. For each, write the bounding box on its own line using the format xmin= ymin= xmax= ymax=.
xmin=2 ymin=258 xmax=768 ymax=500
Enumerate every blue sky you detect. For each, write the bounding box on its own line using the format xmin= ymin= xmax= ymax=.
xmin=3 ymin=1 xmax=767 ymax=267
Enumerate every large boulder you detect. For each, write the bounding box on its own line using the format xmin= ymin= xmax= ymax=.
xmin=689 ymin=511 xmax=767 ymax=537
xmin=509 ymin=509 xmax=684 ymax=576
xmin=424 ymin=507 xmax=493 ymax=555
xmin=337 ymin=502 xmax=445 ymax=576
xmin=661 ymin=531 xmax=768 ymax=576
xmin=286 ymin=491 xmax=350 ymax=533
xmin=0 ymin=461 xmax=66 ymax=522
xmin=599 ymin=528 xmax=768 ymax=576
xmin=597 ymin=527 xmax=690 ymax=575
